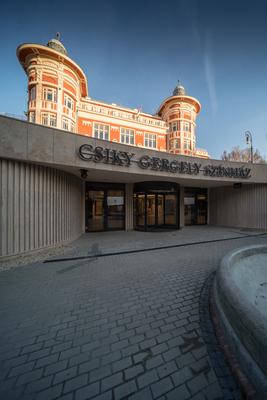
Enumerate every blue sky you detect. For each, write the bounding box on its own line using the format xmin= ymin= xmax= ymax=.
xmin=1 ymin=0 xmax=267 ymax=159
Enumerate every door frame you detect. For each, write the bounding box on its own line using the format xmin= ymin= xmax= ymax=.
xmin=85 ymin=182 xmax=125 ymax=232
xmin=134 ymin=181 xmax=180 ymax=231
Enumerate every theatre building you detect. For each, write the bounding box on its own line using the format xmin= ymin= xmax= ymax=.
xmin=1 ymin=36 xmax=267 ymax=259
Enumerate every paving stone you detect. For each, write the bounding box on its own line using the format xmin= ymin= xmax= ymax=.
xmin=89 ymin=365 xmax=112 ymax=382
xmin=157 ymin=360 xmax=177 ymax=378
xmin=79 ymin=358 xmax=100 ymax=374
xmin=101 ymin=372 xmax=123 ymax=392
xmin=114 ymin=380 xmax=137 ymax=400
xmin=124 ymin=364 xmax=144 ymax=380
xmin=171 ymin=366 xmax=193 ymax=387
xmin=36 ymin=353 xmax=59 ymax=368
xmin=44 ymin=360 xmax=68 ymax=376
xmin=63 ymin=374 xmax=88 ymax=393
xmin=8 ymin=361 xmax=35 ymax=377
xmin=54 ymin=366 xmax=77 ymax=384
xmin=111 ymin=339 xmax=129 ymax=351
xmin=137 ymin=370 xmax=158 ymax=389
xmin=128 ymin=387 xmax=153 ymax=400
xmin=59 ymin=347 xmax=80 ymax=361
xmin=187 ymin=373 xmax=208 ymax=395
xmin=146 ymin=354 xmax=164 ymax=369
xmin=75 ymin=382 xmax=100 ymax=400
xmin=166 ymin=384 xmax=191 ymax=400
xmin=25 ymin=375 xmax=53 ymax=393
xmin=16 ymin=368 xmax=43 ymax=386
xmin=122 ymin=344 xmax=139 ymax=357
xmin=112 ymin=356 xmax=132 ymax=372
xmin=151 ymin=376 xmax=173 ymax=398
xmin=101 ymin=350 xmax=121 ymax=365
xmin=36 ymin=384 xmax=63 ymax=400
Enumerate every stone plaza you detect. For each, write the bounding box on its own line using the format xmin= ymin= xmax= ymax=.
xmin=1 ymin=226 xmax=266 ymax=400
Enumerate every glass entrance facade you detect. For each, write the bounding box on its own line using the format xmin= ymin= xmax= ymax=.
xmin=184 ymin=188 xmax=208 ymax=225
xmin=134 ymin=182 xmax=180 ymax=231
xmin=85 ymin=183 xmax=125 ymax=232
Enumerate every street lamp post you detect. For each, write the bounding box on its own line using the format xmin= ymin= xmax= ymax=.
xmin=245 ymin=130 xmax=253 ymax=163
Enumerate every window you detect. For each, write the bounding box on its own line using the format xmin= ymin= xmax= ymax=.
xmin=28 ymin=112 xmax=35 ymax=123
xmin=144 ymin=133 xmax=157 ymax=149
xmin=120 ymin=128 xmax=134 ymax=145
xmin=183 ymin=121 xmax=190 ymax=132
xmin=184 ymin=139 xmax=191 ymax=150
xmin=174 ymin=139 xmax=180 ymax=149
xmin=41 ymin=113 xmax=57 ymax=127
xmin=43 ymin=87 xmax=57 ymax=102
xmin=62 ymin=117 xmax=73 ymax=131
xmin=170 ymin=121 xmax=180 ymax=132
xmin=94 ymin=123 xmax=109 ymax=140
xmin=64 ymin=94 xmax=74 ymax=110
xmin=29 ymin=86 xmax=36 ymax=101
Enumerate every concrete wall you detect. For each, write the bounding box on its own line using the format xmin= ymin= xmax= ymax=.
xmin=0 ymin=159 xmax=83 ymax=258
xmin=209 ymin=184 xmax=267 ymax=229
xmin=125 ymin=183 xmax=134 ymax=230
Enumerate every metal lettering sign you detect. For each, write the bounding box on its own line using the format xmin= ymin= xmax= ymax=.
xmin=78 ymin=144 xmax=251 ymax=179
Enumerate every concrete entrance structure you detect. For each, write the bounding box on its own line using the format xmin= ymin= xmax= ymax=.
xmin=1 ymin=114 xmax=267 ymax=259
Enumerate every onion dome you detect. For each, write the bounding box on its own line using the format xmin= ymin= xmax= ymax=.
xmin=47 ymin=33 xmax=67 ymax=56
xmin=173 ymin=80 xmax=186 ymax=96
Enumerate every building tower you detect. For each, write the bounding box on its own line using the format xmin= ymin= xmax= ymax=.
xmin=157 ymin=82 xmax=201 ymax=156
xmin=17 ymin=35 xmax=88 ymax=132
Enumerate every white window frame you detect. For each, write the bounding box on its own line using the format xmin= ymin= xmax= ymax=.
xmin=43 ymin=87 xmax=57 ymax=102
xmin=41 ymin=112 xmax=57 ymax=127
xmin=62 ymin=117 xmax=69 ymax=131
xmin=120 ymin=128 xmax=134 ymax=145
xmin=93 ymin=123 xmax=109 ymax=140
xmin=144 ymin=133 xmax=157 ymax=149
xmin=184 ymin=139 xmax=191 ymax=150
xmin=183 ymin=121 xmax=190 ymax=132
xmin=64 ymin=94 xmax=74 ymax=111
xmin=174 ymin=139 xmax=180 ymax=149
xmin=29 ymin=111 xmax=36 ymax=123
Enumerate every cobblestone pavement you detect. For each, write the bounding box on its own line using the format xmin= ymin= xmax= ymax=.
xmin=0 ymin=227 xmax=266 ymax=400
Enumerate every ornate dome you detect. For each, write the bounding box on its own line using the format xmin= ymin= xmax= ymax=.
xmin=173 ymin=81 xmax=186 ymax=96
xmin=47 ymin=34 xmax=67 ymax=56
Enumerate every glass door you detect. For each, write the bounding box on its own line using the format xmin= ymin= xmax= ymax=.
xmin=107 ymin=190 xmax=125 ymax=229
xmin=85 ymin=183 xmax=125 ymax=232
xmin=136 ymin=194 xmax=145 ymax=227
xmin=147 ymin=194 xmax=156 ymax=227
xmin=86 ymin=190 xmax=105 ymax=231
xmin=164 ymin=194 xmax=177 ymax=226
xmin=157 ymin=194 xmax=164 ymax=226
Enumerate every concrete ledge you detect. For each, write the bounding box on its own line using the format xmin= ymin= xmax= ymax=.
xmin=214 ymin=245 xmax=267 ymax=399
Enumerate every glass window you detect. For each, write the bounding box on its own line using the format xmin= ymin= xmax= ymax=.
xmin=62 ymin=118 xmax=69 ymax=131
xmin=29 ymin=86 xmax=36 ymax=101
xmin=29 ymin=111 xmax=35 ymax=123
xmin=174 ymin=139 xmax=180 ymax=149
xmin=50 ymin=114 xmax=57 ymax=127
xmin=64 ymin=94 xmax=74 ymax=110
xmin=183 ymin=121 xmax=190 ymax=132
xmin=94 ymin=123 xmax=109 ymax=140
xmin=42 ymin=113 xmax=49 ymax=126
xmin=42 ymin=112 xmax=56 ymax=127
xmin=184 ymin=139 xmax=191 ymax=150
xmin=144 ymin=133 xmax=157 ymax=149
xmin=43 ymin=87 xmax=57 ymax=102
xmin=120 ymin=128 xmax=134 ymax=145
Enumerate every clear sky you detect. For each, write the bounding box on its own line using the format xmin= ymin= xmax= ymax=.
xmin=1 ymin=0 xmax=267 ymax=160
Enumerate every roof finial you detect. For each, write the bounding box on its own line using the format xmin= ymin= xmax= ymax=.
xmin=56 ymin=32 xmax=60 ymax=40
xmin=173 ymin=80 xmax=186 ymax=96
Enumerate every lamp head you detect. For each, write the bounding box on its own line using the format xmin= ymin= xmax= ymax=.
xmin=80 ymin=169 xmax=88 ymax=180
